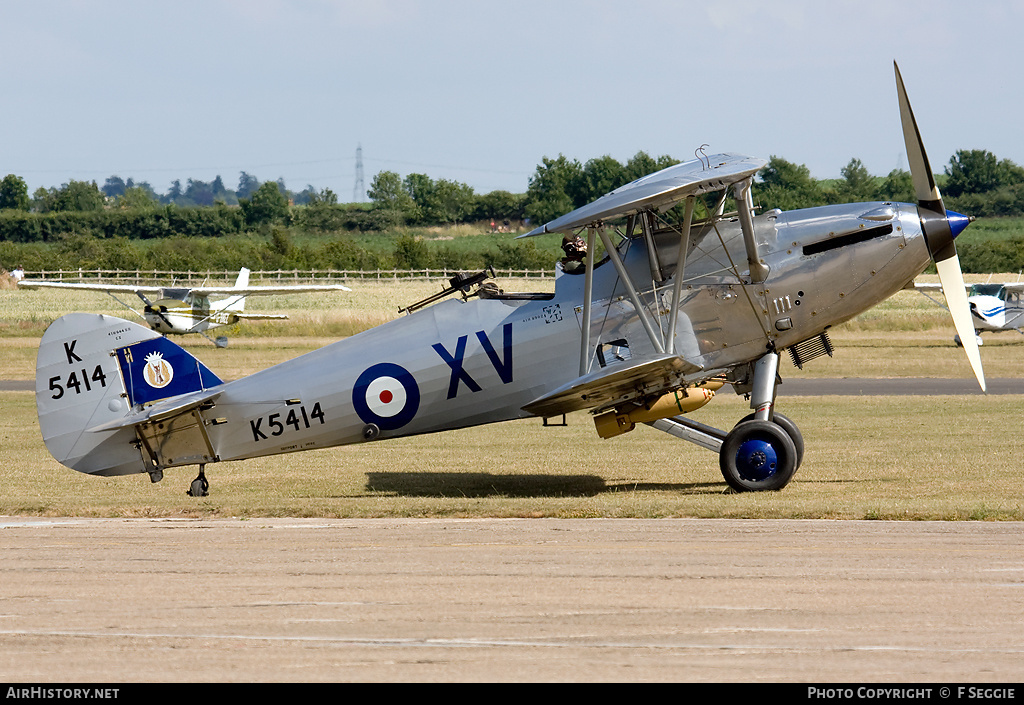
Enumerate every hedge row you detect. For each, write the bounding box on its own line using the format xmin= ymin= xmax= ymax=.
xmin=0 ymin=230 xmax=561 ymax=275
xmin=957 ymin=238 xmax=1024 ymax=273
xmin=0 ymin=204 xmax=405 ymax=243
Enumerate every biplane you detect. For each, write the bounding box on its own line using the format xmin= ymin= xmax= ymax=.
xmin=20 ymin=268 xmax=351 ymax=347
xmin=32 ymin=64 xmax=985 ymax=496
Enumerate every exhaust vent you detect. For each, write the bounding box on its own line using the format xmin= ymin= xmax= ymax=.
xmin=788 ymin=332 xmax=834 ymax=369
xmin=803 ymin=223 xmax=893 ymax=256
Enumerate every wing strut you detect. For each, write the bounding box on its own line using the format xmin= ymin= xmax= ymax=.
xmin=642 ymin=211 xmax=666 ymax=283
xmin=665 ymin=196 xmax=696 ymax=355
xmin=597 ymin=226 xmax=666 ymax=357
xmin=579 ymin=226 xmax=597 ymax=377
xmin=183 ymin=294 xmax=247 ymax=333
xmin=578 ymin=200 xmax=697 ymax=371
xmin=735 ymin=178 xmax=768 ymax=283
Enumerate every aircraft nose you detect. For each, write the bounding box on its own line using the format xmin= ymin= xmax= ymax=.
xmin=947 ymin=210 xmax=973 ymax=240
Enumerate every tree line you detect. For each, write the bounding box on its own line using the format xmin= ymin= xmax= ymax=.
xmin=1 ymin=148 xmax=1023 ymax=274
xmin=3 ymin=147 xmax=1024 ymax=226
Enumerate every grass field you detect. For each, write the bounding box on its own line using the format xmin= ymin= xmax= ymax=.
xmin=2 ymin=390 xmax=1021 ymax=520
xmin=1 ymin=275 xmax=1021 ymax=520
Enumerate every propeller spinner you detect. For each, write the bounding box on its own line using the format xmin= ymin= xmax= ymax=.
xmin=895 ymin=61 xmax=986 ymax=391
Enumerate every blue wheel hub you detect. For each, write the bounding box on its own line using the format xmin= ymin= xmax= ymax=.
xmin=734 ymin=437 xmax=779 ymax=482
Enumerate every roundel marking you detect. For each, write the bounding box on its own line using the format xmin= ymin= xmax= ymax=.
xmin=364 ymin=375 xmax=407 ymax=418
xmin=353 ymin=363 xmax=420 ymax=430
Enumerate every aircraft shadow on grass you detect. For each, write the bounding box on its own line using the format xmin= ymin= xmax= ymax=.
xmin=364 ymin=472 xmax=722 ymax=497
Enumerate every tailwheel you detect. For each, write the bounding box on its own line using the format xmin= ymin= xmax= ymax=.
xmin=187 ymin=465 xmax=210 ymax=497
xmin=719 ymin=419 xmax=798 ymax=492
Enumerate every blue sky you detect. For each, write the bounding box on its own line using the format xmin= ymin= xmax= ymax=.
xmin=2 ymin=0 xmax=1022 ymax=200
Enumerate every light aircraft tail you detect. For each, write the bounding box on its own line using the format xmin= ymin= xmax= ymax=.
xmin=223 ymin=267 xmax=251 ymax=313
xmin=36 ymin=313 xmax=223 ymax=477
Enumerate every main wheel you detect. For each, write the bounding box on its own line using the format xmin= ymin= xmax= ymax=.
xmin=720 ymin=419 xmax=798 ymax=492
xmin=738 ymin=412 xmax=804 ymax=469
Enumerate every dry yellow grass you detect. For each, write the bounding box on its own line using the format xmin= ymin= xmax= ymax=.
xmin=3 ymin=274 xmax=1022 ymax=379
xmin=2 ymin=390 xmax=1021 ymax=520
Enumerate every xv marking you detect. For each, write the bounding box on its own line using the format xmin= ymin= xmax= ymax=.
xmin=432 ymin=323 xmax=513 ymax=399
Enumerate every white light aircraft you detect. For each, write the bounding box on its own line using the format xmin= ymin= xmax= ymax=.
xmin=909 ymin=277 xmax=1024 ymax=345
xmin=20 ymin=268 xmax=352 ymax=347
xmin=31 ymin=64 xmax=987 ymax=497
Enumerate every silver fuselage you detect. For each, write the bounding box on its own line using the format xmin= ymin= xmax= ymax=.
xmin=199 ymin=201 xmax=929 ymax=464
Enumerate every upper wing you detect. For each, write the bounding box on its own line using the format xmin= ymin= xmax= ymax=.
xmin=521 ymin=153 xmax=766 ymax=237
xmin=188 ymin=284 xmax=352 ymax=295
xmin=18 ymin=280 xmax=165 ymax=295
xmin=522 ymin=353 xmax=704 ymax=418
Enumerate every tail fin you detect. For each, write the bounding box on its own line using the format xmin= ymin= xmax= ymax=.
xmin=36 ymin=314 xmax=222 ymax=477
xmin=224 ymin=267 xmax=251 ymax=313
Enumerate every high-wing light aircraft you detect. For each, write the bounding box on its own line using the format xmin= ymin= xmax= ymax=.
xmin=909 ymin=278 xmax=1024 ymax=345
xmin=32 ymin=64 xmax=986 ymax=497
xmin=20 ymin=268 xmax=352 ymax=347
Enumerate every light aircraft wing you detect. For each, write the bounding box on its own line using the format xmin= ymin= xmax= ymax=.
xmin=521 ymin=153 xmax=766 ymax=237
xmin=906 ymin=282 xmax=948 ymax=292
xmin=18 ymin=280 xmax=167 ymax=295
xmin=522 ymin=353 xmax=704 ymax=418
xmin=232 ymin=313 xmax=289 ymax=320
xmin=185 ymin=283 xmax=352 ymax=295
xmin=19 ymin=280 xmax=351 ymax=296
xmin=907 ymin=281 xmax=1024 ymax=293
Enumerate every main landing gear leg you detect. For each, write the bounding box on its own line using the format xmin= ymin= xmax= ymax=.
xmin=719 ymin=352 xmax=801 ymax=492
xmin=187 ymin=464 xmax=210 ymax=497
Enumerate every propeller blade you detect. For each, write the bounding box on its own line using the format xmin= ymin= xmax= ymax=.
xmin=935 ymin=255 xmax=986 ymax=392
xmin=135 ymin=291 xmax=174 ymax=330
xmin=895 ymin=62 xmax=942 ymax=210
xmin=895 ymin=61 xmax=986 ymax=391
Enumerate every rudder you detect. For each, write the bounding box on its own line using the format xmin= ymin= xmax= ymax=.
xmin=36 ymin=314 xmax=222 ymax=477
xmin=224 ymin=267 xmax=250 ymax=313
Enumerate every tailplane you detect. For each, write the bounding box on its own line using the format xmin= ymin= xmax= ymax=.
xmin=36 ymin=314 xmax=223 ymax=477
